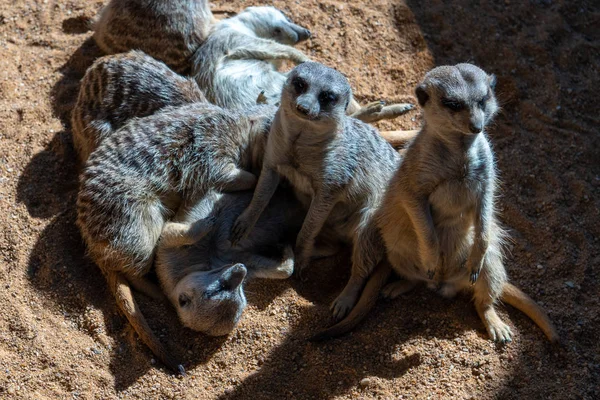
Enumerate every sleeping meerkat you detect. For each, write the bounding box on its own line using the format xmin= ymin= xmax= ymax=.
xmin=313 ymin=64 xmax=559 ymax=343
xmin=71 ymin=50 xmax=206 ymax=164
xmin=230 ymin=62 xmax=400 ymax=321
xmin=93 ymin=0 xmax=215 ymax=74
xmin=155 ymin=187 xmax=305 ymax=336
xmin=192 ymin=7 xmax=413 ymax=123
xmin=76 ymin=102 xmax=275 ymax=372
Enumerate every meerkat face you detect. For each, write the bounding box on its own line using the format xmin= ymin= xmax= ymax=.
xmin=282 ymin=62 xmax=352 ymax=130
xmin=173 ymin=263 xmax=247 ymax=336
xmin=416 ymin=63 xmax=498 ymax=136
xmin=239 ymin=6 xmax=311 ymax=45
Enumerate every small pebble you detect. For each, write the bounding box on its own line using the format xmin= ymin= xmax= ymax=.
xmin=360 ymin=378 xmax=372 ymax=388
xmin=565 ymin=281 xmax=575 ymax=288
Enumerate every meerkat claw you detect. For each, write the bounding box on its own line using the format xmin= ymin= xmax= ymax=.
xmin=256 ymin=91 xmax=268 ymax=104
xmin=427 ymin=269 xmax=435 ymax=280
xmin=470 ymin=271 xmax=480 ymax=285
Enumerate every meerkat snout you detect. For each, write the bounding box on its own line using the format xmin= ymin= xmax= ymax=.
xmin=416 ymin=63 xmax=499 ymax=136
xmin=173 ymin=263 xmax=248 ymax=336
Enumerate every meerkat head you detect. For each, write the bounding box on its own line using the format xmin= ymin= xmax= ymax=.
xmin=416 ymin=63 xmax=498 ymax=136
xmin=173 ymin=263 xmax=248 ymax=336
xmin=236 ymin=6 xmax=311 ymax=45
xmin=281 ymin=62 xmax=352 ymax=131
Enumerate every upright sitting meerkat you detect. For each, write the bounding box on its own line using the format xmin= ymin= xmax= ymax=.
xmin=313 ymin=64 xmax=559 ymax=343
xmin=71 ymin=50 xmax=206 ymax=163
xmin=230 ymin=62 xmax=400 ymax=321
xmin=76 ymin=102 xmax=274 ymax=372
xmin=192 ymin=7 xmax=412 ymax=123
xmin=155 ymin=187 xmax=305 ymax=336
xmin=93 ymin=0 xmax=215 ymax=74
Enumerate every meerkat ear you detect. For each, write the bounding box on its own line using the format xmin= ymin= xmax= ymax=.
xmin=489 ymin=74 xmax=497 ymax=89
xmin=415 ymin=84 xmax=429 ymax=107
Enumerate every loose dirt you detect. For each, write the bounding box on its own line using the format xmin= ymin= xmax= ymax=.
xmin=0 ymin=0 xmax=598 ymax=399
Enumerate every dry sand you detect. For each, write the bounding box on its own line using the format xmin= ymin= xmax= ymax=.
xmin=0 ymin=0 xmax=598 ymax=398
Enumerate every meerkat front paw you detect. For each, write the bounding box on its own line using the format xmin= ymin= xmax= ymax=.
xmin=230 ymin=215 xmax=252 ymax=247
xmin=468 ymin=258 xmax=484 ymax=285
xmin=293 ymin=251 xmax=310 ymax=281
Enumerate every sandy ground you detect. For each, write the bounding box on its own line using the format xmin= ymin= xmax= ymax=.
xmin=0 ymin=0 xmax=598 ymax=398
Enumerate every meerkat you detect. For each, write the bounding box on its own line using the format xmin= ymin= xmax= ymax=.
xmin=229 ymin=62 xmax=400 ymax=321
xmin=71 ymin=50 xmax=206 ymax=164
xmin=155 ymin=187 xmax=305 ymax=336
xmin=191 ymin=7 xmax=412 ymax=123
xmin=93 ymin=0 xmax=215 ymax=74
xmin=312 ymin=64 xmax=559 ymax=343
xmin=76 ymin=102 xmax=275 ymax=372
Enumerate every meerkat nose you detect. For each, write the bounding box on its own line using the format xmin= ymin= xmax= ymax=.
xmin=222 ymin=263 xmax=247 ymax=290
xmin=469 ymin=122 xmax=483 ymax=134
xmin=300 ymin=28 xmax=311 ymax=40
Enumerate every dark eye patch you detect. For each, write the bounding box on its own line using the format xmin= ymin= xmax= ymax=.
xmin=318 ymin=91 xmax=338 ymax=105
xmin=178 ymin=293 xmax=191 ymax=307
xmin=292 ymin=76 xmax=307 ymax=93
xmin=478 ymin=92 xmax=490 ymax=108
xmin=273 ymin=27 xmax=282 ymax=35
xmin=441 ymin=98 xmax=465 ymax=112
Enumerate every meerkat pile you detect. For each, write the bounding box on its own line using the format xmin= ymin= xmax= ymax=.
xmin=65 ymin=0 xmax=558 ymax=373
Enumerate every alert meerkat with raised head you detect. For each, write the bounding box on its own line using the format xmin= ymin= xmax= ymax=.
xmin=93 ymin=0 xmax=215 ymax=74
xmin=230 ymin=62 xmax=400 ymax=321
xmin=76 ymin=102 xmax=275 ymax=373
xmin=313 ymin=64 xmax=559 ymax=343
xmin=192 ymin=7 xmax=413 ymax=123
xmin=71 ymin=50 xmax=206 ymax=164
xmin=155 ymin=187 xmax=305 ymax=336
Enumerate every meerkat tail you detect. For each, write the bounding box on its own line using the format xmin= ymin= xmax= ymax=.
xmin=309 ymin=261 xmax=392 ymax=341
xmin=379 ymin=130 xmax=419 ymax=148
xmin=500 ymin=282 xmax=560 ymax=343
xmin=106 ymin=270 xmax=185 ymax=374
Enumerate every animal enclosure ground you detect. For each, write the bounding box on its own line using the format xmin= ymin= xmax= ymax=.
xmin=0 ymin=0 xmax=598 ymax=399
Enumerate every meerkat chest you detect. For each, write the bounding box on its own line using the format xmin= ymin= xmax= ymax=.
xmin=277 ymin=165 xmax=315 ymax=196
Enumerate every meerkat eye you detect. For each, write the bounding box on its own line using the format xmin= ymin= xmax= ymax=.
xmin=318 ymin=91 xmax=338 ymax=105
xmin=292 ymin=77 xmax=307 ymax=93
xmin=441 ymin=98 xmax=465 ymax=112
xmin=478 ymin=93 xmax=490 ymax=108
xmin=178 ymin=293 xmax=191 ymax=308
xmin=273 ymin=27 xmax=282 ymax=35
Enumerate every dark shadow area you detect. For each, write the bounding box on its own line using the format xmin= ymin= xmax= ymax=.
xmin=20 ymin=29 xmax=229 ymax=390
xmin=62 ymin=16 xmax=94 ymax=35
xmin=403 ymin=0 xmax=600 ymax=398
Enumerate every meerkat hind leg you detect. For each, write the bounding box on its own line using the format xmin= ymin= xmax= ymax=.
xmin=129 ymin=276 xmax=167 ymax=302
xmin=475 ymin=301 xmax=513 ymax=343
xmin=379 ymin=130 xmax=420 ymax=148
xmin=331 ymin=274 xmax=368 ymax=321
xmin=382 ymin=279 xmax=418 ymax=299
xmin=220 ymin=165 xmax=257 ymax=192
xmin=242 ymin=246 xmax=294 ymax=280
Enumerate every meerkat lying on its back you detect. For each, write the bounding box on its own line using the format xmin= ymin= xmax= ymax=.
xmin=230 ymin=62 xmax=400 ymax=322
xmin=93 ymin=0 xmax=215 ymax=74
xmin=192 ymin=7 xmax=412 ymax=123
xmin=155 ymin=188 xmax=305 ymax=336
xmin=315 ymin=64 xmax=559 ymax=343
xmin=193 ymin=6 xmax=311 ymax=109
xmin=76 ymin=102 xmax=274 ymax=372
xmin=71 ymin=50 xmax=206 ymax=164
